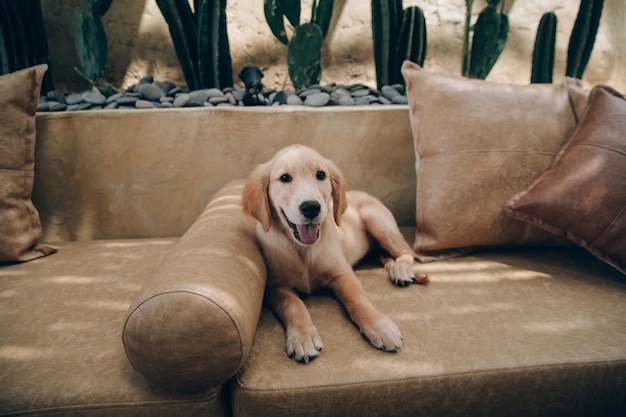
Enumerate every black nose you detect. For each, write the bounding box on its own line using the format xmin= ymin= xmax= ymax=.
xmin=299 ymin=201 xmax=321 ymax=220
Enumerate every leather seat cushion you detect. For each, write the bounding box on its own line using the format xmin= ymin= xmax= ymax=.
xmin=232 ymin=241 xmax=626 ymax=417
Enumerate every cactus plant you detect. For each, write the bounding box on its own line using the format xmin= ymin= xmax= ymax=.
xmin=73 ymin=0 xmax=112 ymax=84
xmin=394 ymin=7 xmax=426 ymax=84
xmin=462 ymin=0 xmax=509 ymax=80
xmin=156 ymin=0 xmax=233 ymax=91
xmin=371 ymin=0 xmax=426 ymax=89
xmin=264 ymin=0 xmax=334 ymax=90
xmin=531 ymin=12 xmax=557 ymax=84
xmin=0 ymin=0 xmax=54 ymax=92
xmin=287 ymin=23 xmax=324 ymax=91
xmin=566 ymin=0 xmax=604 ymax=80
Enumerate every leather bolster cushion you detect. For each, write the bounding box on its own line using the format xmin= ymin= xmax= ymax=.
xmin=122 ymin=180 xmax=267 ymax=392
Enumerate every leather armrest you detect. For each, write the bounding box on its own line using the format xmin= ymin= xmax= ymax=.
xmin=122 ymin=180 xmax=266 ymax=392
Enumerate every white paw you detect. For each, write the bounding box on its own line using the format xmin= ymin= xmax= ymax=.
xmin=385 ymin=254 xmax=429 ymax=287
xmin=360 ymin=314 xmax=403 ymax=352
xmin=285 ymin=325 xmax=323 ymax=364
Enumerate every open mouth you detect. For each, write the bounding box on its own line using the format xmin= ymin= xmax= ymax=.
xmin=282 ymin=210 xmax=320 ymax=245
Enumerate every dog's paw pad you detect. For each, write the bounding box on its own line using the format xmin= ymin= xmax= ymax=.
xmin=362 ymin=316 xmax=403 ymax=353
xmin=386 ymin=257 xmax=429 ymax=287
xmin=285 ymin=327 xmax=323 ymax=364
xmin=390 ymin=275 xmax=414 ymax=287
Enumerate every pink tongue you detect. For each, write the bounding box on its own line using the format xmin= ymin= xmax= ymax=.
xmin=296 ymin=224 xmax=320 ymax=244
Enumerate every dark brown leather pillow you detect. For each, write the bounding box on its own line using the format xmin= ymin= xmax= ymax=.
xmin=0 ymin=65 xmax=56 ymax=263
xmin=504 ymin=86 xmax=626 ymax=274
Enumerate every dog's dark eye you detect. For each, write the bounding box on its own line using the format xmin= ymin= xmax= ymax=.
xmin=316 ymin=171 xmax=326 ymax=181
xmin=279 ymin=174 xmax=292 ymax=183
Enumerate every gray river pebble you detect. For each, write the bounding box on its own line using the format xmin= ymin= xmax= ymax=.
xmin=37 ymin=77 xmax=409 ymax=112
xmin=304 ymin=92 xmax=330 ymax=107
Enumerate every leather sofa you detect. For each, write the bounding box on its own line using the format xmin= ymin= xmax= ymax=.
xmin=1 ymin=64 xmax=625 ymax=417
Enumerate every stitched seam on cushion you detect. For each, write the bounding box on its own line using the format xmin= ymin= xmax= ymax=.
xmin=591 ymin=205 xmax=625 ymax=246
xmin=574 ymin=142 xmax=626 ymax=156
xmin=516 ymin=152 xmax=535 ymax=244
xmin=234 ymin=358 xmax=626 ymax=394
xmin=123 ymin=289 xmax=245 ymax=374
xmin=426 ymin=149 xmax=557 ymax=157
xmin=0 ymin=169 xmax=34 ymax=174
xmin=0 ymin=392 xmax=218 ymax=417
xmin=565 ymin=77 xmax=580 ymax=124
xmin=507 ymin=207 xmax=625 ymax=272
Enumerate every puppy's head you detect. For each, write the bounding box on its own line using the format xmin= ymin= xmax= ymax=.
xmin=242 ymin=145 xmax=347 ymax=246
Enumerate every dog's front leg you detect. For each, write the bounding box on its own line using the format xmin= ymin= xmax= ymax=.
xmin=266 ymin=285 xmax=323 ymax=364
xmin=327 ymin=271 xmax=403 ymax=352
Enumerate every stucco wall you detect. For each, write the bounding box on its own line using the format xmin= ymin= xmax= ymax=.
xmin=43 ymin=0 xmax=625 ymax=93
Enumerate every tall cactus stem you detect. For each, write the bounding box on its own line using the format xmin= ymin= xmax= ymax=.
xmin=372 ymin=0 xmax=409 ymax=89
xmin=313 ymin=0 xmax=334 ymax=39
xmin=462 ymin=0 xmax=474 ymax=77
xmin=371 ymin=0 xmax=392 ymax=89
xmin=72 ymin=2 xmax=109 ymax=83
xmin=531 ymin=12 xmax=557 ymax=84
xmin=156 ymin=0 xmax=199 ymax=90
xmin=217 ymin=0 xmax=233 ymax=88
xmin=281 ymin=0 xmax=301 ymax=28
xmin=92 ymin=0 xmax=113 ymax=16
xmin=157 ymin=0 xmax=232 ymax=90
xmin=566 ymin=0 xmax=604 ymax=79
xmin=197 ymin=0 xmax=220 ymax=89
xmin=264 ymin=0 xmax=288 ymax=45
xmin=394 ymin=6 xmax=426 ymax=85
xmin=468 ymin=1 xmax=508 ymax=79
xmin=0 ymin=0 xmax=53 ymax=92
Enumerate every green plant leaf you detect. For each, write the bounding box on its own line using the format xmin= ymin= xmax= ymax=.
xmin=469 ymin=5 xmax=505 ymax=79
xmin=482 ymin=12 xmax=508 ymax=79
xmin=281 ymin=0 xmax=301 ymax=27
xmin=264 ymin=0 xmax=288 ymax=45
xmin=372 ymin=0 xmax=397 ymax=88
xmin=73 ymin=9 xmax=107 ymax=81
xmin=93 ymin=0 xmax=113 ymax=16
xmin=394 ymin=6 xmax=427 ymax=85
xmin=155 ymin=0 xmax=199 ymax=90
xmin=287 ymin=22 xmax=324 ymax=90
xmin=531 ymin=12 xmax=556 ymax=83
xmin=217 ymin=0 xmax=233 ymax=88
xmin=567 ymin=0 xmax=604 ymax=79
xmin=314 ymin=0 xmax=334 ymax=39
xmin=462 ymin=0 xmax=474 ymax=76
xmin=198 ymin=0 xmax=220 ymax=88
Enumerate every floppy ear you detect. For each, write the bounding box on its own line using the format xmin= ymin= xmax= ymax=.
xmin=242 ymin=162 xmax=272 ymax=231
xmin=328 ymin=160 xmax=348 ymax=226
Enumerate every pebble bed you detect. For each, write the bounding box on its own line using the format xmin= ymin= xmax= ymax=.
xmin=36 ymin=75 xmax=409 ymax=112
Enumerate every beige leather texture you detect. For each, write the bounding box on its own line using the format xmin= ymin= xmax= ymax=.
xmin=4 ymin=79 xmax=624 ymax=416
xmin=123 ymin=181 xmax=267 ymax=392
xmin=0 ymin=238 xmax=227 ymax=417
xmin=233 ymin=237 xmax=626 ymax=417
xmin=0 ymin=64 xmax=56 ymax=262
xmin=33 ymin=106 xmax=416 ymax=242
xmin=402 ymin=62 xmax=589 ymax=259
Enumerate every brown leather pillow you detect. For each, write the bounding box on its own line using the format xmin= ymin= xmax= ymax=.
xmin=401 ymin=61 xmax=588 ymax=260
xmin=0 ymin=65 xmax=56 ymax=263
xmin=123 ymin=180 xmax=267 ymax=392
xmin=504 ymin=86 xmax=626 ymax=274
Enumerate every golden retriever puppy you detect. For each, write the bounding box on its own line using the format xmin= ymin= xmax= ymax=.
xmin=242 ymin=145 xmax=428 ymax=363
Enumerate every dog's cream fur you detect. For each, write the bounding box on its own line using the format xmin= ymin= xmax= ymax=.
xmin=242 ymin=145 xmax=428 ymax=363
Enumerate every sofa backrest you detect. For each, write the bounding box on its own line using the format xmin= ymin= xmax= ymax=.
xmin=33 ymin=106 xmax=416 ymax=242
